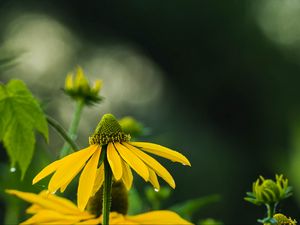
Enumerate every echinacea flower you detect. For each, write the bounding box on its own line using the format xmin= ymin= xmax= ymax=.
xmin=6 ymin=189 xmax=192 ymax=225
xmin=33 ymin=114 xmax=191 ymax=211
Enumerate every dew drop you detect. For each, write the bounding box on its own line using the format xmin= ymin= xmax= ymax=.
xmin=154 ymin=188 xmax=159 ymax=192
xmin=182 ymin=163 xmax=186 ymax=166
xmin=10 ymin=167 xmax=16 ymax=173
xmin=51 ymin=191 xmax=57 ymax=194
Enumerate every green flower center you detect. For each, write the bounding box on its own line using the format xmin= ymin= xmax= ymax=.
xmin=89 ymin=114 xmax=130 ymax=145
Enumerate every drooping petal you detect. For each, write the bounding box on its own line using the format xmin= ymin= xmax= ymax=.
xmin=78 ymin=146 xmax=101 ymax=211
xmin=126 ymin=210 xmax=192 ymax=224
xmin=48 ymin=145 xmax=98 ymax=193
xmin=121 ymin=159 xmax=133 ymax=190
xmin=124 ymin=143 xmax=175 ymax=188
xmin=38 ymin=191 xmax=84 ymax=214
xmin=76 ymin=217 xmax=102 ymax=225
xmin=148 ymin=167 xmax=160 ymax=191
xmin=6 ymin=190 xmax=78 ymax=215
xmin=20 ymin=210 xmax=82 ymax=225
xmin=59 ymin=164 xmax=85 ymax=193
xmin=130 ymin=142 xmax=191 ymax=166
xmin=91 ymin=164 xmax=104 ymax=196
xmin=26 ymin=204 xmax=42 ymax=214
xmin=114 ymin=142 xmax=149 ymax=181
xmin=107 ymin=143 xmax=123 ymax=181
xmin=32 ymin=160 xmax=62 ymax=185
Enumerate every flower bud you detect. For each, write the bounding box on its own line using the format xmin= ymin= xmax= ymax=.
xmin=245 ymin=175 xmax=292 ymax=205
xmin=64 ymin=66 xmax=103 ymax=105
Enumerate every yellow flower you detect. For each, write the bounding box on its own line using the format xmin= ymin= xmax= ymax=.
xmin=64 ymin=66 xmax=103 ymax=105
xmin=6 ymin=189 xmax=192 ymax=225
xmin=33 ymin=114 xmax=191 ymax=211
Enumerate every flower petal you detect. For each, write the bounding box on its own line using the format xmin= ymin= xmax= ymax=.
xmin=121 ymin=160 xmax=133 ymax=190
xmin=78 ymin=146 xmax=101 ymax=211
xmin=107 ymin=143 xmax=123 ymax=181
xmin=48 ymin=145 xmax=98 ymax=193
xmin=126 ymin=210 xmax=192 ymax=224
xmin=130 ymin=142 xmax=191 ymax=166
xmin=38 ymin=191 xmax=83 ymax=214
xmin=32 ymin=160 xmax=62 ymax=185
xmin=148 ymin=167 xmax=160 ymax=191
xmin=20 ymin=210 xmax=81 ymax=225
xmin=59 ymin=164 xmax=85 ymax=193
xmin=91 ymin=164 xmax=104 ymax=196
xmin=124 ymin=143 xmax=175 ymax=189
xmin=114 ymin=142 xmax=149 ymax=181
xmin=6 ymin=190 xmax=77 ymax=215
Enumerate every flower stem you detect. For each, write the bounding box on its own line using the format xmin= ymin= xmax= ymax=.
xmin=46 ymin=115 xmax=79 ymax=151
xmin=60 ymin=100 xmax=84 ymax=157
xmin=266 ymin=202 xmax=277 ymax=218
xmin=103 ymin=146 xmax=113 ymax=225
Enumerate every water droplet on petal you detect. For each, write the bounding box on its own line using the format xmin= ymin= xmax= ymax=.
xmin=182 ymin=163 xmax=186 ymax=166
xmin=154 ymin=188 xmax=159 ymax=192
xmin=51 ymin=191 xmax=56 ymax=194
xmin=10 ymin=167 xmax=16 ymax=173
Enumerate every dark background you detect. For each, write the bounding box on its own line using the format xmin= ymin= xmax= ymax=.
xmin=0 ymin=0 xmax=300 ymax=224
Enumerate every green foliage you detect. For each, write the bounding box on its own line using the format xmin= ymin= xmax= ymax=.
xmin=145 ymin=186 xmax=171 ymax=210
xmin=170 ymin=194 xmax=221 ymax=220
xmin=0 ymin=79 xmax=48 ymax=178
xmin=127 ymin=187 xmax=144 ymax=214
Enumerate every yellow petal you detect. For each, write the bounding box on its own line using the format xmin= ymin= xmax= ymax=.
xmin=107 ymin=143 xmax=123 ymax=181
xmin=20 ymin=210 xmax=81 ymax=224
xmin=38 ymin=191 xmax=82 ymax=214
xmin=33 ymin=160 xmax=62 ymax=185
xmin=114 ymin=142 xmax=149 ymax=181
xmin=78 ymin=146 xmax=101 ymax=211
xmin=121 ymin=160 xmax=133 ymax=190
xmin=65 ymin=73 xmax=74 ymax=90
xmin=130 ymin=142 xmax=191 ymax=166
xmin=60 ymin=164 xmax=85 ymax=192
xmin=126 ymin=210 xmax=192 ymax=224
xmin=48 ymin=145 xmax=98 ymax=193
xmin=26 ymin=204 xmax=42 ymax=214
xmin=148 ymin=167 xmax=160 ymax=191
xmin=91 ymin=164 xmax=104 ymax=196
xmin=76 ymin=217 xmax=102 ymax=225
xmin=6 ymin=190 xmax=77 ymax=215
xmin=124 ymin=143 xmax=175 ymax=189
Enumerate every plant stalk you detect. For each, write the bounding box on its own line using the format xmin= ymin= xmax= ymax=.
xmin=103 ymin=146 xmax=113 ymax=225
xmin=60 ymin=100 xmax=84 ymax=157
xmin=46 ymin=115 xmax=79 ymax=151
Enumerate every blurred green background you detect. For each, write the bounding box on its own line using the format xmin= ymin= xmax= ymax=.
xmin=1 ymin=0 xmax=300 ymax=224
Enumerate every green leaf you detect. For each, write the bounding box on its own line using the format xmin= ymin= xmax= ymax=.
xmin=0 ymin=79 xmax=48 ymax=178
xmin=169 ymin=194 xmax=221 ymax=220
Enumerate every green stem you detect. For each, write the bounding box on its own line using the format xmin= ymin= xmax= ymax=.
xmin=266 ymin=202 xmax=277 ymax=218
xmin=4 ymin=198 xmax=20 ymax=225
xmin=103 ymin=146 xmax=113 ymax=225
xmin=46 ymin=115 xmax=79 ymax=151
xmin=60 ymin=100 xmax=84 ymax=157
